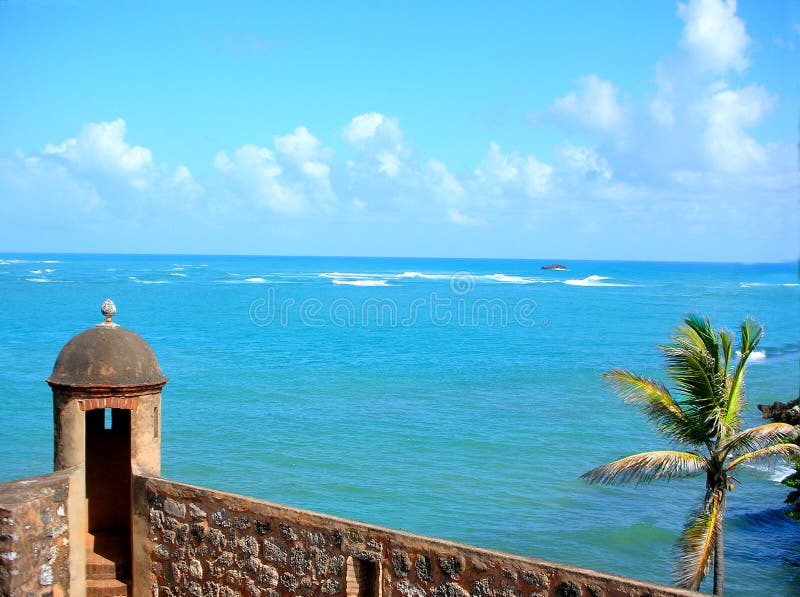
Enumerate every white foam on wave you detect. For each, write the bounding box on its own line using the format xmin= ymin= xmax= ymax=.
xmin=394 ymin=271 xmax=451 ymax=280
xmin=332 ymin=279 xmax=389 ymax=287
xmin=170 ymin=273 xmax=188 ymax=278
xmin=770 ymin=464 xmax=796 ymax=483
xmin=324 ymin=270 xmax=613 ymax=286
xmin=244 ymin=277 xmax=268 ymax=283
xmin=26 ymin=277 xmax=52 ymax=283
xmin=44 ymin=268 xmax=55 ymax=273
xmin=564 ymin=275 xmax=629 ymax=287
xmin=741 ymin=281 xmax=799 ymax=288
xmin=742 ymin=460 xmax=795 ymax=482
xmin=40 ymin=260 xmax=60 ymax=264
xmin=128 ymin=276 xmax=169 ymax=284
xmin=29 ymin=269 xmax=42 ymax=274
xmin=736 ymin=349 xmax=766 ymax=361
xmin=488 ymin=273 xmax=538 ymax=284
xmin=320 ymin=271 xmax=385 ymax=279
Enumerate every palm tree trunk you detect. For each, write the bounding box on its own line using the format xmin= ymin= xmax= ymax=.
xmin=713 ymin=510 xmax=724 ymax=595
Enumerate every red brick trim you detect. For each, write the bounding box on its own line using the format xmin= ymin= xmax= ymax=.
xmin=78 ymin=398 xmax=139 ymax=411
xmin=47 ymin=380 xmax=167 ymax=397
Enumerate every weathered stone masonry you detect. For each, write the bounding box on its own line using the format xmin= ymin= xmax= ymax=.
xmin=136 ymin=475 xmax=700 ymax=597
xmin=0 ymin=469 xmax=74 ymax=597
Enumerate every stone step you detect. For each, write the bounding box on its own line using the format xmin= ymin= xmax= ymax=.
xmin=86 ymin=530 xmax=131 ymax=580
xmin=86 ymin=578 xmax=130 ymax=597
xmin=87 ymin=549 xmax=117 ymax=580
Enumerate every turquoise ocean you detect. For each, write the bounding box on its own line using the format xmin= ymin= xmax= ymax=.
xmin=1 ymin=254 xmax=798 ymax=596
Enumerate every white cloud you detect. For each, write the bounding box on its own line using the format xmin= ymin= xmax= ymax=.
xmin=520 ymin=156 xmax=554 ymax=197
xmin=475 ymin=142 xmax=553 ymax=199
xmin=34 ymin=118 xmax=202 ymax=199
xmin=343 ymin=112 xmax=403 ymax=148
xmin=552 ymin=75 xmax=626 ymax=135
xmin=677 ymin=0 xmax=750 ymax=73
xmin=214 ymin=125 xmax=336 ymax=215
xmin=561 ymin=144 xmax=612 ymax=180
xmin=426 ymin=159 xmax=464 ymax=203
xmin=273 ymin=126 xmax=335 ymax=203
xmin=650 ymin=67 xmax=677 ymax=129
xmin=274 ymin=126 xmax=326 ymax=163
xmin=214 ymin=144 xmax=305 ymax=214
xmin=474 ymin=142 xmax=518 ymax=196
xmin=702 ymin=82 xmax=774 ymax=172
xmin=171 ymin=165 xmax=203 ymax=201
xmin=300 ymin=161 xmax=330 ymax=180
xmin=43 ymin=118 xmax=154 ymax=188
xmin=343 ymin=112 xmax=384 ymax=145
xmin=377 ymin=151 xmax=402 ymax=178
xmin=343 ymin=113 xmax=406 ymax=179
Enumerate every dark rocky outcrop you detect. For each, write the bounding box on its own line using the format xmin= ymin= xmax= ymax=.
xmin=757 ymin=397 xmax=800 ymax=425
xmin=758 ymin=396 xmax=800 ymax=522
xmin=541 ymin=263 xmax=568 ymax=271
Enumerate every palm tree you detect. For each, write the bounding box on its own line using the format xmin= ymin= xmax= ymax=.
xmin=582 ymin=315 xmax=799 ymax=595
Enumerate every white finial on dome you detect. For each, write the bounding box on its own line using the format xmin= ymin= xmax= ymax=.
xmin=99 ymin=298 xmax=119 ymax=327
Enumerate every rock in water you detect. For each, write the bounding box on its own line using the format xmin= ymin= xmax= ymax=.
xmin=757 ymin=397 xmax=800 ymax=425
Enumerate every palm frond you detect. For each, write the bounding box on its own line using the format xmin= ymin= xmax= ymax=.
xmin=723 ymin=318 xmax=764 ymax=430
xmin=739 ymin=317 xmax=764 ymax=355
xmin=683 ymin=314 xmax=721 ymax=371
xmin=661 ymin=340 xmax=716 ymax=402
xmin=726 ymin=442 xmax=800 ymax=472
xmin=674 ymin=489 xmax=724 ymax=590
xmin=720 ymin=423 xmax=799 ymax=456
xmin=582 ymin=451 xmax=706 ymax=486
xmin=719 ymin=329 xmax=733 ymax=377
xmin=602 ymin=369 xmax=704 ymax=444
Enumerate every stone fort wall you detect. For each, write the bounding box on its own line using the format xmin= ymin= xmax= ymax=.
xmin=134 ymin=475 xmax=701 ymax=597
xmin=0 ymin=467 xmax=85 ymax=597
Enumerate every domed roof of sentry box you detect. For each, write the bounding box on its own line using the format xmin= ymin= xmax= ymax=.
xmin=47 ymin=299 xmax=167 ymax=389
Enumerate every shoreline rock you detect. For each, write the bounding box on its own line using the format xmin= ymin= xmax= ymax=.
xmin=757 ymin=397 xmax=800 ymax=425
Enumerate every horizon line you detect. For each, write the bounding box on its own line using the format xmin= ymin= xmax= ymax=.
xmin=0 ymin=250 xmax=798 ymax=267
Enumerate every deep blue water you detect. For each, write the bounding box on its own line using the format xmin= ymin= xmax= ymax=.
xmin=1 ymin=254 xmax=798 ymax=596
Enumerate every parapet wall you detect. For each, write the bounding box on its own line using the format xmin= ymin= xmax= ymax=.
xmin=0 ymin=467 xmax=85 ymax=597
xmin=134 ymin=475 xmax=701 ymax=597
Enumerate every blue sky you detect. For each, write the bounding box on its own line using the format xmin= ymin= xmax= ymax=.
xmin=1 ymin=0 xmax=797 ymax=261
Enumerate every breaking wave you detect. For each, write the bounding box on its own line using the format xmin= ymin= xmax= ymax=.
xmin=320 ymin=271 xmax=555 ymax=285
xmin=741 ymin=282 xmax=800 ymax=288
xmin=563 ymin=275 xmax=630 ymax=287
xmin=735 ymin=349 xmax=766 ymax=362
xmin=128 ymin=276 xmax=169 ymax=284
xmin=331 ymin=279 xmax=389 ymax=287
